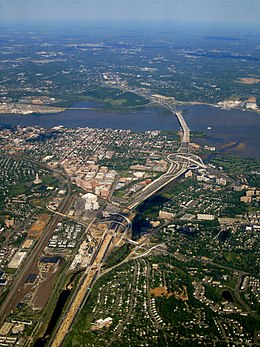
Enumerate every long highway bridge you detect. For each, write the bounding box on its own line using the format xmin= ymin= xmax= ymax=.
xmin=123 ymin=99 xmax=205 ymax=211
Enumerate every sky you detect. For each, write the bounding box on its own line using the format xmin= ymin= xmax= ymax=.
xmin=0 ymin=0 xmax=260 ymax=27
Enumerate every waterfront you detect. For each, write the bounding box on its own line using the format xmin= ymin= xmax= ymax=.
xmin=0 ymin=104 xmax=259 ymax=158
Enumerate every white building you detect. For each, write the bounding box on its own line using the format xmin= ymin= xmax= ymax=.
xmin=8 ymin=251 xmax=27 ymax=269
xmin=34 ymin=173 xmax=42 ymax=184
xmin=197 ymin=214 xmax=215 ymax=221
xmin=82 ymin=193 xmax=99 ymax=211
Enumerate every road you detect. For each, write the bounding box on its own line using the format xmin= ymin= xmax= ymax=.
xmin=0 ymin=169 xmax=72 ymax=326
xmin=126 ymin=162 xmax=187 ymax=211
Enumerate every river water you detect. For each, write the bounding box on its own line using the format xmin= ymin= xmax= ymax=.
xmin=182 ymin=105 xmax=260 ymax=158
xmin=0 ymin=107 xmax=179 ymax=131
xmin=0 ymin=104 xmax=259 ymax=158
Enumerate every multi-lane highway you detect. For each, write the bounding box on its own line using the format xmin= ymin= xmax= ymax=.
xmin=122 ymin=98 xmax=206 ymax=211
xmin=126 ymin=160 xmax=187 ymax=211
xmin=48 ymin=94 xmax=207 ymax=347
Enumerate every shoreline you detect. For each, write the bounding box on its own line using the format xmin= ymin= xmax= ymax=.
xmin=0 ymin=100 xmax=259 ymax=116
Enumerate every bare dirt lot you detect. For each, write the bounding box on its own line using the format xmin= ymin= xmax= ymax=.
xmin=28 ymin=214 xmax=51 ymax=240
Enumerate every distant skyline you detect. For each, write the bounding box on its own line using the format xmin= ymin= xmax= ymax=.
xmin=0 ymin=0 xmax=260 ymax=27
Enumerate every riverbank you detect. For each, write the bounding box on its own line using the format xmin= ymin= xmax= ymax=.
xmin=1 ymin=99 xmax=259 ymax=116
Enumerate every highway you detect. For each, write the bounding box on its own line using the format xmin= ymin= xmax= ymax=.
xmin=44 ymin=89 xmax=206 ymax=347
xmin=126 ymin=161 xmax=187 ymax=211
xmin=160 ymin=102 xmax=190 ymax=152
xmin=123 ymin=105 xmax=204 ymax=211
xmin=175 ymin=110 xmax=190 ymax=146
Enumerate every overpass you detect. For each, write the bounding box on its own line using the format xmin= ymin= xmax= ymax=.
xmin=176 ymin=153 xmax=206 ymax=169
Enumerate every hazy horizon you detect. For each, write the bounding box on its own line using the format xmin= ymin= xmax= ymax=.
xmin=1 ymin=0 xmax=260 ymax=29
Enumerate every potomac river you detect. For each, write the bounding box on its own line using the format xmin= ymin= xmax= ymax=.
xmin=0 ymin=103 xmax=260 ymax=158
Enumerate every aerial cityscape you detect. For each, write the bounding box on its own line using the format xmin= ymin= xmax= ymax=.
xmin=0 ymin=0 xmax=260 ymax=346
